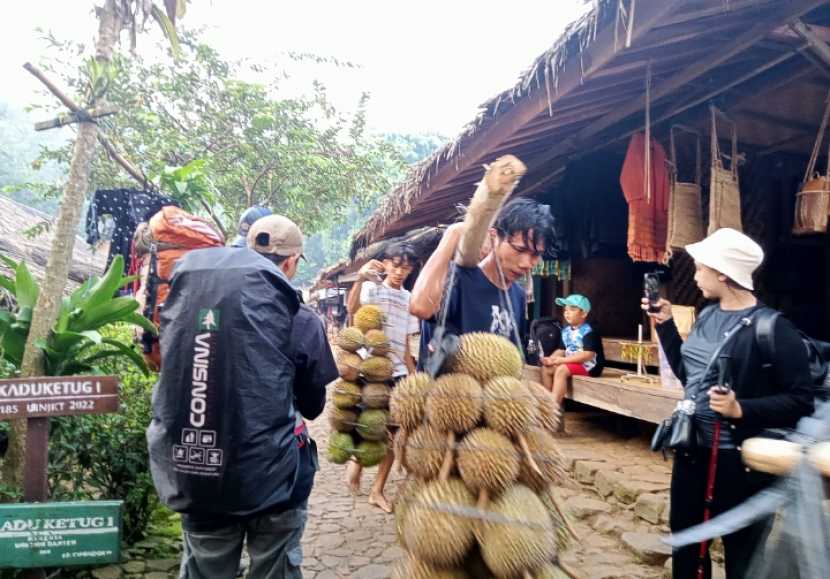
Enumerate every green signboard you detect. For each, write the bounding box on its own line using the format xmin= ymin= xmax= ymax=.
xmin=0 ymin=501 xmax=122 ymax=569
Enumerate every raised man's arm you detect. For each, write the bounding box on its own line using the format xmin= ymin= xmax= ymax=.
xmin=409 ymin=225 xmax=461 ymax=320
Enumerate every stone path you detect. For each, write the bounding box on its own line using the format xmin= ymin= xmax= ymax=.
xmin=292 ymin=393 xmax=690 ymax=579
xmin=82 ymin=393 xmax=724 ymax=579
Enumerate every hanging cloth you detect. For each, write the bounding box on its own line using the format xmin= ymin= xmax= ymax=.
xmin=620 ymin=134 xmax=671 ymax=263
xmin=85 ymin=188 xmax=181 ymax=272
xmin=707 ymin=105 xmax=743 ymax=235
xmin=793 ymin=89 xmax=830 ymax=235
xmin=664 ymin=125 xmax=704 ymax=263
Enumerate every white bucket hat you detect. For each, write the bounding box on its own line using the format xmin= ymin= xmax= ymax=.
xmin=685 ymin=228 xmax=764 ymax=290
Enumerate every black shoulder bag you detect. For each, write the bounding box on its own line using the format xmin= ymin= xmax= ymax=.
xmin=651 ymin=316 xmax=754 ymax=458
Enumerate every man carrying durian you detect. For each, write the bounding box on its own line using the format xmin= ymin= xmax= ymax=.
xmin=344 ymin=241 xmax=421 ymax=513
xmin=410 ymin=198 xmax=554 ymax=364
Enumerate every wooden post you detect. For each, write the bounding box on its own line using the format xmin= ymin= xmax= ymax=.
xmin=21 ymin=418 xmax=49 ymax=579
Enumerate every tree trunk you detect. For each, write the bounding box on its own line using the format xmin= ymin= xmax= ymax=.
xmin=1 ymin=0 xmax=124 ymax=491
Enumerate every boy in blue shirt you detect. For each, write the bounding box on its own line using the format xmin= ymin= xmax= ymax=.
xmin=541 ymin=294 xmax=605 ymax=405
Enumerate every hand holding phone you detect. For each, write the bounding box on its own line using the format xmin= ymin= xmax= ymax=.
xmin=644 ymin=273 xmax=661 ymax=313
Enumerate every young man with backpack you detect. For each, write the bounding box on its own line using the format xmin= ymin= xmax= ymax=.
xmin=147 ymin=214 xmax=334 ymax=579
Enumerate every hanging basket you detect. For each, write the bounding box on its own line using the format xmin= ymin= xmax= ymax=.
xmin=668 ymin=181 xmax=705 ymax=248
xmin=793 ymin=173 xmax=830 ymax=235
xmin=665 ymin=126 xmax=704 ymax=261
xmin=708 ymin=161 xmax=743 ymax=235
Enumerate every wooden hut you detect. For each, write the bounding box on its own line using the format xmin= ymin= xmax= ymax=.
xmin=319 ymin=0 xmax=830 ymax=422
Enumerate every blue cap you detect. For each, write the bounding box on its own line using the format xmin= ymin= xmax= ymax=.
xmin=555 ymin=294 xmax=591 ymax=313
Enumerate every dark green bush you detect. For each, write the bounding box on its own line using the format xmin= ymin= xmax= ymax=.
xmin=48 ymin=323 xmax=158 ymax=543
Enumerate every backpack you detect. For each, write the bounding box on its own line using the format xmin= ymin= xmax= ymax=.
xmin=136 ymin=206 xmax=225 ymax=371
xmin=527 ymin=317 xmax=563 ymax=366
xmin=146 ymin=247 xmax=301 ymax=516
xmin=755 ymin=309 xmax=830 ymax=405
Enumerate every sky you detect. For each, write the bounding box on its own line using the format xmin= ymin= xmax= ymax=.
xmin=0 ymin=0 xmax=589 ymax=137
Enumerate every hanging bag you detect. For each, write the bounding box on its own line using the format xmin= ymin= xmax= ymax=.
xmin=665 ymin=125 xmax=704 ymax=263
xmin=793 ymin=91 xmax=830 ymax=235
xmin=708 ymin=105 xmax=743 ymax=235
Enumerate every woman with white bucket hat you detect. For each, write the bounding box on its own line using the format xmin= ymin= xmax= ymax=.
xmin=643 ymin=228 xmax=814 ymax=579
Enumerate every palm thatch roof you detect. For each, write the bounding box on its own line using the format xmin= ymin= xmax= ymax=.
xmin=351 ymin=0 xmax=830 ymax=255
xmin=0 ymin=195 xmax=106 ymax=293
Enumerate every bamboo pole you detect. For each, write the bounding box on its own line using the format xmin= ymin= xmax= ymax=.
xmin=34 ymin=104 xmax=119 ymax=131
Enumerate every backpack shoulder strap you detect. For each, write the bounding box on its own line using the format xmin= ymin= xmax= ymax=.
xmin=754 ymin=309 xmax=781 ymax=370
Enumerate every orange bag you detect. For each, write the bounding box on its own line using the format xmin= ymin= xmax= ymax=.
xmin=138 ymin=206 xmax=225 ymax=370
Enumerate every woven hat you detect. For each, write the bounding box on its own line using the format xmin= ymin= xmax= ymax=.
xmin=685 ymin=228 xmax=763 ymax=290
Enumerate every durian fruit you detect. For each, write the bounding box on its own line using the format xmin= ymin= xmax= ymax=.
xmin=391 ymin=556 xmax=470 ymax=579
xmin=403 ymin=478 xmax=476 ymax=568
xmin=362 ymin=382 xmax=393 ymax=409
xmin=328 ymin=432 xmax=355 ymax=464
xmin=483 ymin=377 xmax=539 ymax=438
xmin=517 ymin=428 xmax=564 ymax=491
xmin=330 ymin=407 xmax=358 ymax=433
xmin=355 ymin=304 xmax=386 ymax=332
xmin=426 ymin=373 xmax=483 ymax=434
xmin=361 ymin=356 xmax=395 ymax=382
xmin=390 ymin=372 xmax=431 ymax=431
xmin=395 ymin=478 xmax=421 ymax=548
xmin=337 ymin=326 xmax=364 ymax=353
xmin=525 ymin=380 xmax=561 ymax=433
xmin=364 ymin=329 xmax=393 ymax=357
xmin=356 ymin=409 xmax=388 ymax=441
xmin=445 ymin=332 xmax=523 ymax=383
xmin=457 ymin=428 xmax=520 ymax=498
xmin=403 ymin=424 xmax=446 ymax=480
xmin=337 ymin=351 xmax=362 ymax=382
xmin=477 ymin=484 xmax=556 ymax=579
xmin=536 ymin=564 xmax=572 ymax=579
xmin=331 ymin=379 xmax=362 ymax=409
xmin=355 ymin=440 xmax=388 ymax=467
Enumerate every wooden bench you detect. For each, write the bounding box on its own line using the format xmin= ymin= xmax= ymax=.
xmin=523 ymin=365 xmax=682 ymax=424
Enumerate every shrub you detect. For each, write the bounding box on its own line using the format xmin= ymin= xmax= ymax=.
xmin=48 ymin=323 xmax=158 ymax=543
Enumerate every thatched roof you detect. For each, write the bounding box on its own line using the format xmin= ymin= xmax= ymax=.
xmin=0 ymin=196 xmax=106 ymax=293
xmin=351 ymin=0 xmax=830 ymax=253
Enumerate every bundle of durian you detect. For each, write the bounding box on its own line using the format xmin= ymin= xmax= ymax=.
xmin=327 ymin=305 xmax=396 ymax=469
xmin=389 ymin=332 xmax=580 ymax=579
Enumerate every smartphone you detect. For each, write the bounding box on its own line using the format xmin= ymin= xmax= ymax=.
xmin=644 ymin=273 xmax=661 ymax=313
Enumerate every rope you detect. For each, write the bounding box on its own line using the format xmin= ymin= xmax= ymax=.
xmin=804 ymin=89 xmax=830 ymax=183
xmin=644 ymin=60 xmax=652 ymax=203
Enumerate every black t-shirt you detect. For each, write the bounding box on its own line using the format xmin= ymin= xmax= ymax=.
xmin=419 ymin=263 xmax=527 ymax=370
xmin=182 ymin=301 xmax=337 ymax=532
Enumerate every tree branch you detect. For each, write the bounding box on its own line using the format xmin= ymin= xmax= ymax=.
xmin=249 ymin=161 xmax=278 ymax=202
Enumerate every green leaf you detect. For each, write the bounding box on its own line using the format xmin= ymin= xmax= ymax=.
xmin=0 ymin=311 xmax=26 ymax=364
xmin=124 ymin=313 xmax=157 ymax=334
xmin=151 ymin=5 xmax=180 ymax=60
xmin=0 ymin=274 xmax=16 ymax=297
xmin=13 ymin=261 xmax=39 ymax=309
xmin=51 ymin=331 xmax=87 ymax=353
xmin=69 ymin=297 xmax=141 ymax=332
xmin=0 ymin=253 xmax=19 ymax=270
xmin=78 ymin=255 xmax=125 ymax=311
xmin=83 ymin=338 xmax=149 ymax=376
xmin=80 ymin=330 xmax=103 ymax=345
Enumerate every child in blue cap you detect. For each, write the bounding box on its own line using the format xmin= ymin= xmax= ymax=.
xmin=541 ymin=294 xmax=604 ymax=405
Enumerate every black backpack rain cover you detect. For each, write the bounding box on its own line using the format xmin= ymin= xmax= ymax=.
xmin=147 ymin=247 xmax=300 ymax=516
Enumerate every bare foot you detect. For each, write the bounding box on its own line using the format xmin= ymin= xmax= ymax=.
xmin=368 ymin=491 xmax=394 ymax=514
xmin=345 ymin=461 xmax=361 ymax=496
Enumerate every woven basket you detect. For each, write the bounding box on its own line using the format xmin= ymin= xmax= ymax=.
xmin=667 ymin=181 xmax=704 ymax=249
xmin=708 ymin=162 xmax=742 ymax=235
xmin=793 ymin=174 xmax=830 ymax=235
